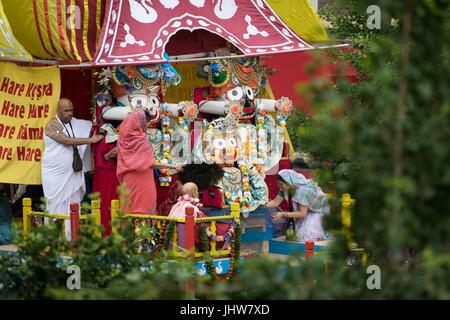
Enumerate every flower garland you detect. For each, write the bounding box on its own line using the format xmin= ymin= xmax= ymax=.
xmin=275 ymin=97 xmax=293 ymax=126
xmin=150 ymin=220 xmax=176 ymax=257
xmin=238 ymin=161 xmax=251 ymax=218
xmin=177 ymin=101 xmax=199 ymax=131
xmin=159 ymin=104 xmax=174 ymax=186
xmin=150 ymin=221 xmax=167 ymax=257
xmin=162 ymin=220 xmax=176 ymax=250
xmin=31 ymin=214 xmax=42 ymax=227
xmin=201 ymin=223 xmax=241 ymax=281
xmin=203 ymin=123 xmax=215 ymax=163
xmin=256 ymin=107 xmax=269 ymax=162
xmin=222 ymin=166 xmax=251 ymax=218
xmin=224 ymin=99 xmax=244 ymax=119
xmin=205 ymin=218 xmax=237 ymax=243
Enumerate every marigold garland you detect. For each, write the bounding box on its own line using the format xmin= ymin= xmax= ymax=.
xmin=201 ymin=222 xmax=241 ymax=281
xmin=150 ymin=220 xmax=176 ymax=257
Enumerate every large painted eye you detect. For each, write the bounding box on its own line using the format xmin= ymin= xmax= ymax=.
xmin=213 ymin=138 xmax=226 ymax=150
xmin=227 ymin=87 xmax=243 ymax=100
xmin=129 ymin=94 xmax=149 ymax=109
xmin=148 ymin=95 xmax=160 ymax=115
xmin=244 ymin=86 xmax=254 ymax=100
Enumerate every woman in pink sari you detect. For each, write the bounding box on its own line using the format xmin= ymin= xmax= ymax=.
xmin=117 ymin=109 xmax=180 ymax=214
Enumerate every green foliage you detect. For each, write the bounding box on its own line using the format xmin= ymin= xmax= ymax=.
xmin=285 ymin=0 xmax=450 ymax=298
xmin=0 ymin=224 xmax=68 ymax=299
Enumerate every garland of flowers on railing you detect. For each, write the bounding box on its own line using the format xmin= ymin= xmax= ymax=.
xmin=149 ymin=220 xmax=176 ymax=257
xmin=162 ymin=220 xmax=176 ymax=250
xmin=205 ymin=218 xmax=237 ymax=243
xmin=31 ymin=214 xmax=42 ymax=227
xmin=201 ymin=222 xmax=241 ymax=281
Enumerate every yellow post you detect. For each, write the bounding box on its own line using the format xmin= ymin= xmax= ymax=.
xmin=60 ymin=218 xmax=66 ymax=237
xmin=111 ymin=199 xmax=120 ymax=234
xmin=341 ymin=193 xmax=353 ymax=229
xmin=172 ymin=223 xmax=177 ymax=254
xmin=22 ymin=198 xmax=32 ymax=240
xmin=230 ymin=202 xmax=240 ymax=224
xmin=210 ymin=221 xmax=217 ymax=255
xmin=91 ymin=199 xmax=102 ymax=237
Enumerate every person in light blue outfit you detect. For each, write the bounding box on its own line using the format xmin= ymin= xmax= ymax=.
xmin=266 ymin=170 xmax=329 ymax=241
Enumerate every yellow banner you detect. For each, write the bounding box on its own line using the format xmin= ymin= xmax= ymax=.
xmin=0 ymin=62 xmax=60 ymax=184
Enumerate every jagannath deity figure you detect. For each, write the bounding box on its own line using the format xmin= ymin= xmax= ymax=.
xmin=98 ymin=59 xmax=199 ymax=186
xmin=192 ymin=48 xmax=294 ymax=217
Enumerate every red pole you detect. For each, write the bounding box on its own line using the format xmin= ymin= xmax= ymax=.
xmin=305 ymin=241 xmax=315 ymax=259
xmin=305 ymin=241 xmax=315 ymax=285
xmin=185 ymin=206 xmax=195 ymax=256
xmin=184 ymin=206 xmax=196 ymax=299
xmin=70 ymin=203 xmax=80 ymax=241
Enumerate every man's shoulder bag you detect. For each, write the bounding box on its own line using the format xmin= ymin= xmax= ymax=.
xmin=72 ymin=146 xmax=83 ymax=172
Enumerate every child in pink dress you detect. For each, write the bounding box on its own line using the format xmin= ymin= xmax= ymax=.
xmin=168 ymin=182 xmax=203 ymax=219
xmin=168 ymin=182 xmax=232 ymax=250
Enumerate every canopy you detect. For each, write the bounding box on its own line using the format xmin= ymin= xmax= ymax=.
xmin=1 ymin=0 xmax=329 ymax=64
xmin=0 ymin=1 xmax=33 ymax=62
xmin=266 ymin=0 xmax=328 ymax=43
xmin=93 ymin=0 xmax=314 ymax=66
xmin=2 ymin=0 xmax=103 ymax=62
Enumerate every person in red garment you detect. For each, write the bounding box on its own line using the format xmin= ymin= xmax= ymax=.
xmin=92 ymin=122 xmax=120 ymax=236
xmin=117 ymin=109 xmax=181 ymax=214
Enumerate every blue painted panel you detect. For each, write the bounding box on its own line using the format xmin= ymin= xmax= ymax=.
xmin=269 ymin=239 xmax=326 ymax=255
xmin=195 ymin=257 xmax=245 ymax=276
xmin=241 ymin=228 xmax=273 ymax=241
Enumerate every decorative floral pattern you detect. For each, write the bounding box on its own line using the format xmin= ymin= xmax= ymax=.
xmin=95 ymin=1 xmax=312 ymax=65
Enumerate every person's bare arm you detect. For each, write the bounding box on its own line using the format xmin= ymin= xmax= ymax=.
xmin=152 ymin=162 xmax=183 ymax=172
xmin=272 ymin=204 xmax=308 ymax=221
xmin=45 ymin=119 xmax=103 ymax=146
xmin=104 ymin=146 xmax=118 ymax=161
xmin=284 ymin=204 xmax=308 ymax=219
xmin=266 ymin=195 xmax=284 ymax=208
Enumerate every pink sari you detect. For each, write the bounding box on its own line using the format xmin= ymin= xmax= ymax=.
xmin=117 ymin=110 xmax=156 ymax=214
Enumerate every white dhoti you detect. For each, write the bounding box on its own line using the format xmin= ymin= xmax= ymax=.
xmin=42 ymin=118 xmax=92 ymax=240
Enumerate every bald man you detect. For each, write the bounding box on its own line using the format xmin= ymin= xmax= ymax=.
xmin=42 ymin=98 xmax=103 ymax=239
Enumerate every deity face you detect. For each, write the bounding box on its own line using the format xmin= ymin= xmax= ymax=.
xmin=128 ymin=93 xmax=161 ymax=125
xmin=225 ymin=85 xmax=256 ymax=120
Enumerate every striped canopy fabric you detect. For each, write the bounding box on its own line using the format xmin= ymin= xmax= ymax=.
xmin=0 ymin=0 xmax=33 ymax=62
xmin=2 ymin=0 xmax=103 ymax=62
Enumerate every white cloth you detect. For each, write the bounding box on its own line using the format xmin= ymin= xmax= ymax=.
xmin=42 ymin=117 xmax=92 ymax=239
xmin=291 ymin=201 xmax=325 ymax=242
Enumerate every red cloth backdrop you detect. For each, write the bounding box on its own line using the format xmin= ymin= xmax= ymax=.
xmin=265 ymin=50 xmax=358 ymax=116
xmin=60 ymin=69 xmax=92 ymax=120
